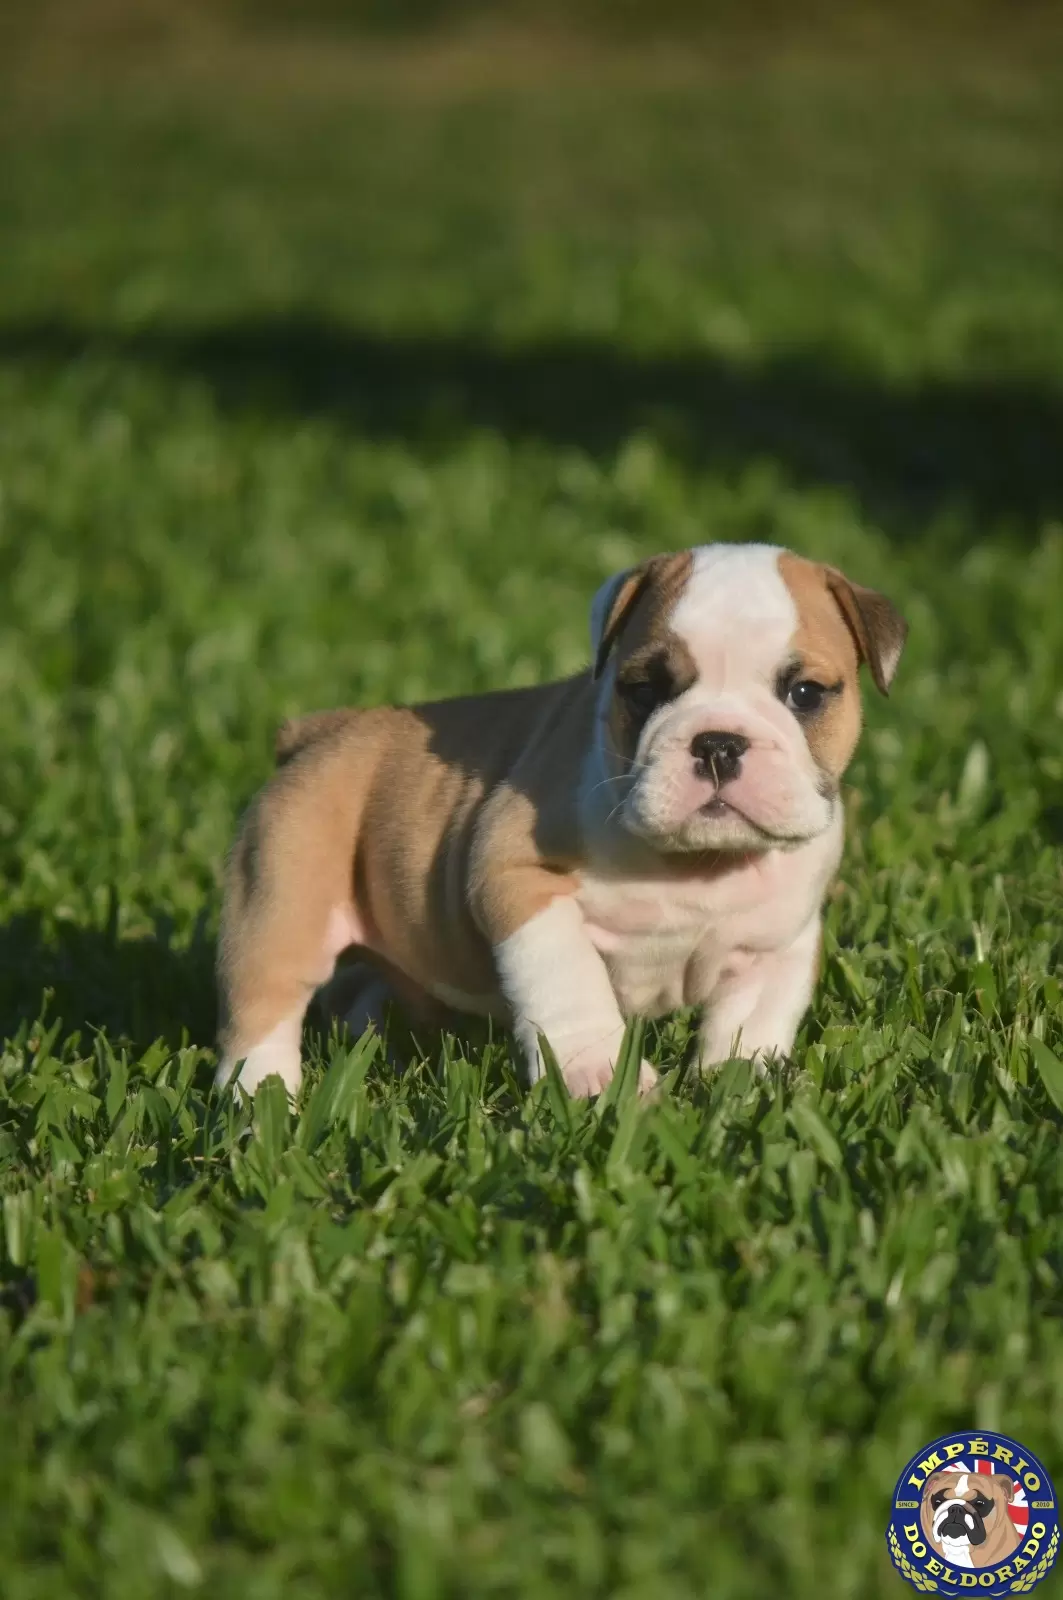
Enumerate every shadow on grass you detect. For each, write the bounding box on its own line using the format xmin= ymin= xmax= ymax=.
xmin=0 ymin=906 xmax=502 ymax=1085
xmin=3 ymin=315 xmax=1063 ymax=534
xmin=0 ymin=909 xmax=217 ymax=1058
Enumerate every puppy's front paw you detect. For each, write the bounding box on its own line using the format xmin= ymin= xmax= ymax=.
xmin=562 ymin=1056 xmax=658 ymax=1100
xmin=698 ymin=1043 xmax=776 ymax=1082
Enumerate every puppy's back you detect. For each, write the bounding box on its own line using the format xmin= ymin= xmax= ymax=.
xmin=274 ymin=708 xmax=362 ymax=767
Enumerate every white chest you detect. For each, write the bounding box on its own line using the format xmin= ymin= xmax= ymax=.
xmin=574 ymin=828 xmax=840 ymax=1018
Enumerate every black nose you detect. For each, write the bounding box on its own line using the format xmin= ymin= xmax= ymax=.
xmin=690 ymin=731 xmax=749 ymax=785
xmin=937 ymin=1504 xmax=985 ymax=1544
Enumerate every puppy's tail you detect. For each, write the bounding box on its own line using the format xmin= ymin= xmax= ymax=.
xmin=274 ymin=709 xmax=354 ymax=767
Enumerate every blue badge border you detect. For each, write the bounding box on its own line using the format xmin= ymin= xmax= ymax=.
xmin=887 ymin=1428 xmax=1059 ymax=1598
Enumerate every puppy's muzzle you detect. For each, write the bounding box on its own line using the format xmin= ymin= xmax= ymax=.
xmin=690 ymin=730 xmax=749 ymax=788
xmin=934 ymin=1501 xmax=986 ymax=1546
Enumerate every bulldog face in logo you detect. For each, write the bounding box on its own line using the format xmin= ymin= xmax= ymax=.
xmin=920 ymin=1470 xmax=1022 ymax=1569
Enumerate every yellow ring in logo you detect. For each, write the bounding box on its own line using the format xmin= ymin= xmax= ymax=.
xmin=888 ymin=1430 xmax=1059 ymax=1597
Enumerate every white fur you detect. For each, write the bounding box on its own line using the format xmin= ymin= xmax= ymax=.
xmin=217 ymin=1014 xmax=303 ymax=1098
xmin=936 ymin=1535 xmax=975 ymax=1567
xmin=494 ymin=897 xmax=657 ymax=1098
xmin=574 ymin=543 xmax=843 ymax=1069
xmin=696 ymin=909 xmax=825 ymax=1068
xmin=930 ymin=1476 xmax=982 ymax=1567
xmin=226 ymin=545 xmax=844 ymax=1099
xmin=216 ymin=902 xmax=357 ymax=1097
xmin=671 ymin=543 xmax=797 ymax=660
xmin=591 ymin=544 xmax=835 ymax=854
xmin=574 ymin=812 xmax=840 ymax=1066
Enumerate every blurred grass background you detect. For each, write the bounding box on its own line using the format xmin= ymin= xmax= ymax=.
xmin=2 ymin=3 xmax=1063 ymax=1598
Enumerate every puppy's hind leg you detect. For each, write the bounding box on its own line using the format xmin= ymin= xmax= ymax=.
xmin=313 ymin=960 xmax=405 ymax=1068
xmin=216 ymin=774 xmax=358 ymax=1100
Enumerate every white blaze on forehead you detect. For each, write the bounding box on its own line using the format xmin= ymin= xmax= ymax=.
xmin=953 ymin=1475 xmax=969 ymax=1498
xmin=669 ymin=544 xmax=797 ymax=688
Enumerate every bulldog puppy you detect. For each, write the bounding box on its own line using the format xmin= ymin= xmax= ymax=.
xmin=920 ymin=1470 xmax=1022 ymax=1568
xmin=215 ymin=543 xmax=906 ymax=1099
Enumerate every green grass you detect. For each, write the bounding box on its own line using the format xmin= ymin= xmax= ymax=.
xmin=2 ymin=19 xmax=1063 ymax=1599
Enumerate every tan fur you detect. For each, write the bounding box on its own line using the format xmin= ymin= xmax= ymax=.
xmin=593 ymin=551 xmax=694 ymax=674
xmin=777 ymin=553 xmax=866 ymax=786
xmin=275 ymin=708 xmax=358 ymax=765
xmin=217 ymin=544 xmax=906 ymax=1097
xmin=218 ymin=735 xmax=363 ymax=1066
xmin=824 ymin=564 xmax=908 ymax=696
xmin=919 ymin=1471 xmax=1021 ymax=1568
xmin=594 ymin=551 xmax=697 ymax=762
xmin=218 ymin=680 xmax=591 ymax=1067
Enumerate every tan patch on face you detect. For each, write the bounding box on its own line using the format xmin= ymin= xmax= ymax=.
xmin=919 ymin=1471 xmax=1021 ymax=1566
xmin=777 ymin=553 xmax=864 ymax=788
xmin=824 ymin=566 xmax=908 ymax=696
xmin=595 ymin=551 xmax=697 ymax=763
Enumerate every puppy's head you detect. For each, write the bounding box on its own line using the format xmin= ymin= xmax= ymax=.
xmin=589 ymin=543 xmax=906 ymax=854
xmin=920 ymin=1470 xmax=1016 ymax=1554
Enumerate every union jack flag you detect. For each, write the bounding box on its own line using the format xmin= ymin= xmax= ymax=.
xmin=943 ymin=1456 xmax=1030 ymax=1536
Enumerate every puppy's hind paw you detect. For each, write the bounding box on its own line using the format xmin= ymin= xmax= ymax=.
xmin=216 ymin=1017 xmax=304 ymax=1101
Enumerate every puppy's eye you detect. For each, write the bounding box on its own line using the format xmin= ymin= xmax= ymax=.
xmin=786 ymin=679 xmax=827 ymax=714
xmin=617 ymin=678 xmax=660 ymax=715
xmin=972 ymin=1494 xmax=994 ymax=1515
xmin=930 ymin=1491 xmax=946 ymax=1509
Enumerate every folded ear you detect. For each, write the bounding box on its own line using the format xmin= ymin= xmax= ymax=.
xmin=920 ymin=1478 xmax=945 ymax=1545
xmin=590 ymin=564 xmax=649 ymax=679
xmin=824 ymin=567 xmax=908 ymax=695
xmin=589 ymin=552 xmax=687 ymax=679
xmin=990 ymin=1474 xmax=1016 ymax=1503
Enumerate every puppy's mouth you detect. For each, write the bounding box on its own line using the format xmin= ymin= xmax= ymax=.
xmin=933 ymin=1503 xmax=987 ymax=1546
xmin=697 ymin=790 xmax=811 ymax=847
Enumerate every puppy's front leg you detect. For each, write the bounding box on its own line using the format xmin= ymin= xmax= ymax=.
xmin=492 ymin=894 xmax=657 ymax=1099
xmin=698 ymin=916 xmax=822 ymax=1075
